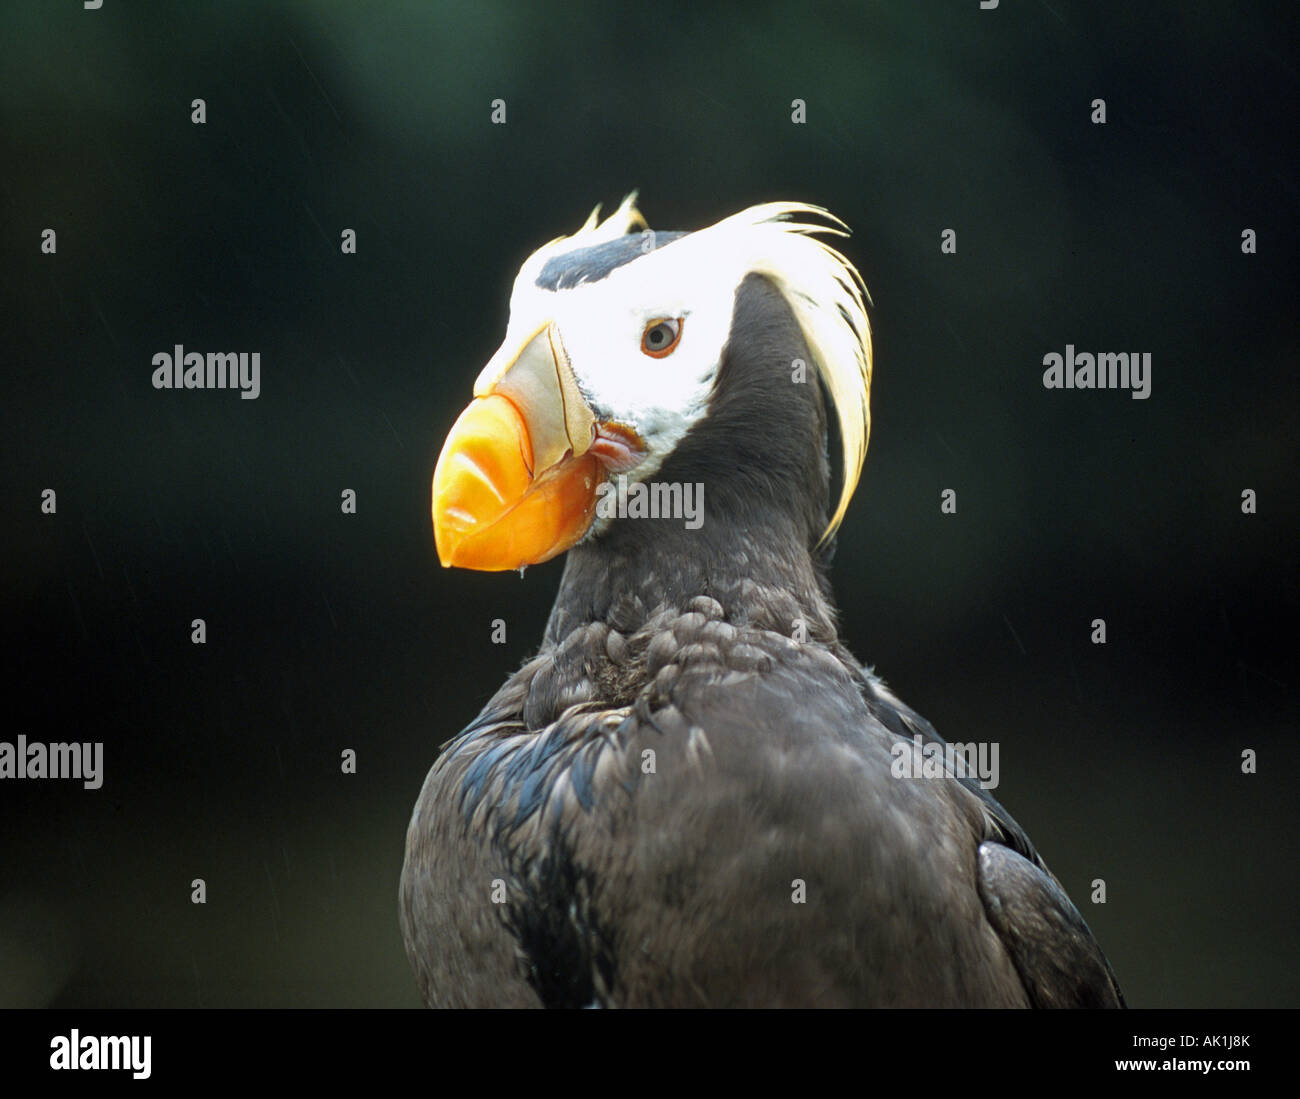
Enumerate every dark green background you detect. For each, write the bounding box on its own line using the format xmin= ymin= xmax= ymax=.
xmin=1 ymin=1 xmax=1294 ymax=1007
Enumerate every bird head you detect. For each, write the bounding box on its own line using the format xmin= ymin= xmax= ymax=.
xmin=431 ymin=195 xmax=872 ymax=571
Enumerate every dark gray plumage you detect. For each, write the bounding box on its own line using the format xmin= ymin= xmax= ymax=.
xmin=535 ymin=230 xmax=689 ymax=291
xmin=401 ymin=273 xmax=1124 ymax=1008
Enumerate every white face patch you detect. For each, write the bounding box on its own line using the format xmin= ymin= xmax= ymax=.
xmin=478 ymin=198 xmax=872 ymax=544
xmin=501 ymin=238 xmax=748 ymax=479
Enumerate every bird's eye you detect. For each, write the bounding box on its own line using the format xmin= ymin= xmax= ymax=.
xmin=641 ymin=318 xmax=683 ymax=358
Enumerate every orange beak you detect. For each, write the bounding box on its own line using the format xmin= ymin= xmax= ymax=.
xmin=432 ymin=324 xmax=603 ymax=571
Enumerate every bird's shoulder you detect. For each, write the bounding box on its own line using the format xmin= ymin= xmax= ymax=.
xmin=403 ymin=601 xmax=1120 ymax=1007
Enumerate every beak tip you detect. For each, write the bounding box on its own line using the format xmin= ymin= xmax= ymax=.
xmin=431 ymin=392 xmax=602 ymax=573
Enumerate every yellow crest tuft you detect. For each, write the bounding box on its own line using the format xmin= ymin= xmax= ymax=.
xmin=680 ymin=200 xmax=873 ymax=544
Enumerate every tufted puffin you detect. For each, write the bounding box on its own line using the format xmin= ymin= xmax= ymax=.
xmin=400 ymin=196 xmax=1125 ymax=1008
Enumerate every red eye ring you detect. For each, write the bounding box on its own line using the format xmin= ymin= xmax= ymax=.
xmin=641 ymin=317 xmax=683 ymax=358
